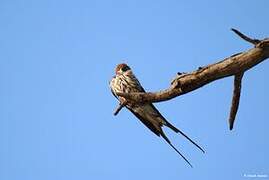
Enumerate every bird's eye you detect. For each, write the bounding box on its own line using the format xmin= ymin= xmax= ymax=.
xmin=121 ymin=66 xmax=130 ymax=72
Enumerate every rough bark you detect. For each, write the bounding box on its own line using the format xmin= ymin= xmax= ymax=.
xmin=115 ymin=29 xmax=269 ymax=130
xmin=229 ymin=72 xmax=243 ymax=130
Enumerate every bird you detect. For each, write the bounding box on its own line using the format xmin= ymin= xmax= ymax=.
xmin=109 ymin=63 xmax=205 ymax=167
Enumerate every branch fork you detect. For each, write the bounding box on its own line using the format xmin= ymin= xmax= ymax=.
xmin=114 ymin=29 xmax=269 ymax=130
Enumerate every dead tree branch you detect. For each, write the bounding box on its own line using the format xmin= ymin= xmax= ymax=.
xmin=231 ymin=28 xmax=260 ymax=45
xmin=228 ymin=72 xmax=244 ymax=130
xmin=116 ymin=29 xmax=269 ymax=130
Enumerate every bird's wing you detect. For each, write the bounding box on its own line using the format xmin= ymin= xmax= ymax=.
xmin=128 ymin=104 xmax=194 ymax=167
xmin=127 ymin=102 xmax=168 ymax=135
xmin=129 ymin=73 xmax=146 ymax=92
xmin=128 ymin=106 xmax=161 ymax=136
xmin=110 ymin=73 xmax=205 ymax=153
xmin=129 ymin=75 xmax=205 ymax=153
xmin=149 ymin=104 xmax=205 ymax=153
xmin=160 ymin=129 xmax=193 ymax=167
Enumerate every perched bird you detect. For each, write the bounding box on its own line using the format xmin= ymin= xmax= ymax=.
xmin=110 ymin=63 xmax=204 ymax=167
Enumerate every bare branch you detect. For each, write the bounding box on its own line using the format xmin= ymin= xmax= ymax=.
xmin=228 ymin=73 xmax=244 ymax=130
xmin=116 ymin=29 xmax=269 ymax=130
xmin=231 ymin=28 xmax=260 ymax=45
xmin=116 ymin=37 xmax=269 ymax=103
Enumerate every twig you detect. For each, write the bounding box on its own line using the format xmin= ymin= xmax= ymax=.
xmin=231 ymin=28 xmax=260 ymax=45
xmin=114 ymin=101 xmax=126 ymax=116
xmin=228 ymin=73 xmax=244 ymax=130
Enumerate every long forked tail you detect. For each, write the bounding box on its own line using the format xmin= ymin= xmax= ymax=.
xmin=160 ymin=131 xmax=193 ymax=168
xmin=165 ymin=122 xmax=205 ymax=153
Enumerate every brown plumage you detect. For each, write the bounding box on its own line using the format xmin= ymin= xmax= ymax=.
xmin=110 ymin=63 xmax=205 ymax=167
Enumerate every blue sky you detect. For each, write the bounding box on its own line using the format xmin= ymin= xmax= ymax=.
xmin=1 ymin=0 xmax=269 ymax=179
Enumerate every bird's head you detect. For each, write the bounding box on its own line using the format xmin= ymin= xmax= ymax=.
xmin=115 ymin=63 xmax=131 ymax=75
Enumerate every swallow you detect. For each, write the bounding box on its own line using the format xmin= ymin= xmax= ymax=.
xmin=110 ymin=63 xmax=205 ymax=167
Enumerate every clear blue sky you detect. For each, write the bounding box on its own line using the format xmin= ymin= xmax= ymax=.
xmin=1 ymin=0 xmax=269 ymax=179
